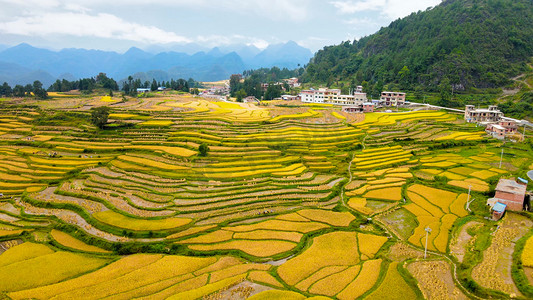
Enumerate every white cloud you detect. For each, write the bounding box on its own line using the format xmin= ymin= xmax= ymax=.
xmin=196 ymin=34 xmax=269 ymax=49
xmin=330 ymin=0 xmax=440 ymax=19
xmin=0 ymin=12 xmax=191 ymax=44
xmin=330 ymin=0 xmax=385 ymax=14
xmin=61 ymin=0 xmax=309 ymax=22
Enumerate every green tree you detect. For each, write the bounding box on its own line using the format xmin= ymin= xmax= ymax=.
xmin=437 ymin=78 xmax=452 ymax=107
xmin=13 ymin=85 xmax=25 ymax=97
xmin=229 ymin=74 xmax=242 ymax=95
xmin=198 ymin=143 xmax=209 ymax=157
xmin=398 ymin=65 xmax=410 ymax=89
xmin=235 ymin=89 xmax=247 ymax=102
xmin=33 ymin=80 xmax=47 ymax=99
xmin=90 ymin=106 xmax=110 ymax=129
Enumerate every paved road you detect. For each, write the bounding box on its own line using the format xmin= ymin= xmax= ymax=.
xmin=528 ymin=170 xmax=533 ymax=181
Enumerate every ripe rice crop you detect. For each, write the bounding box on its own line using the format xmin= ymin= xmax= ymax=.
xmin=364 ymin=187 xmax=402 ymax=201
xmin=408 ymin=215 xmax=440 ymax=251
xmin=357 ymin=233 xmax=388 ymax=259
xmin=117 ymin=155 xmax=189 ymax=170
xmin=440 ymin=171 xmax=466 ymax=180
xmin=52 ymin=255 xmax=217 ymax=300
xmin=233 ymin=230 xmax=303 ymax=242
xmin=29 ymin=156 xmax=104 ymax=166
xmin=423 ymin=161 xmax=457 ymax=168
xmin=224 ymin=219 xmax=329 ymax=233
xmin=0 ymin=229 xmax=23 ymax=237
xmin=296 ymin=209 xmax=355 ymax=227
xmin=407 ymin=191 xmax=443 ymax=217
xmin=93 ymin=210 xmax=191 ymax=231
xmin=470 ymin=169 xmax=498 ymax=180
xmin=188 ymin=240 xmax=297 ymax=257
xmin=92 ymin=273 xmax=196 ymax=300
xmin=208 ymin=263 xmax=270 ymax=283
xmin=193 ymin=256 xmax=242 ymax=276
xmin=165 ymin=225 xmax=217 ymax=239
xmin=248 ymin=270 xmax=283 ymax=288
xmin=434 ymin=131 xmax=485 ymax=141
xmin=247 ymin=290 xmax=306 ymax=300
xmin=204 ymin=163 xmax=306 ymax=178
xmin=448 ymin=167 xmax=476 ymax=176
xmin=348 ymin=197 xmax=372 ymax=215
xmin=409 ymin=184 xmax=456 ymax=214
xmin=384 ymin=172 xmax=413 ymax=179
xmin=404 ymin=203 xmax=432 ymax=217
xmin=275 ymin=212 xmax=311 ymax=222
xmin=295 ymin=266 xmax=348 ymax=291
xmin=277 ymin=232 xmax=359 ymax=285
xmin=331 ymin=111 xmax=346 ymax=120
xmin=100 ymin=96 xmax=115 ymax=102
xmin=365 ymin=262 xmax=416 ymax=300
xmin=368 ymin=177 xmax=405 ymax=185
xmin=433 ymin=214 xmax=457 ymax=252
xmin=308 ymin=265 xmax=361 ymax=296
xmin=51 ymin=230 xmax=111 ymax=253
xmin=0 ymin=172 xmax=31 ymax=181
xmin=0 ymin=251 xmax=110 ymax=292
xmin=177 ymin=230 xmax=234 ymax=244
xmin=215 ymin=102 xmax=243 ymax=109
xmin=0 ymin=243 xmax=54 ymax=268
xmin=109 ymin=113 xmax=144 ymax=119
xmin=522 ymin=236 xmax=533 ymax=267
xmin=139 ymin=120 xmax=174 ymax=127
xmin=8 ymin=255 xmax=163 ymax=299
xmin=449 ymin=194 xmax=468 ymax=217
xmin=128 ymin=145 xmax=196 ymax=157
xmin=337 ymin=259 xmax=383 ymax=300
xmin=355 ymin=157 xmax=411 ymax=170
xmin=448 ymin=179 xmax=489 ymax=192
xmin=271 ymin=109 xmax=320 ymax=122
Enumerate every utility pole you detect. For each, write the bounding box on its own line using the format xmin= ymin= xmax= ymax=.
xmin=466 ymin=184 xmax=473 ymax=212
xmin=499 ymin=147 xmax=504 ymax=169
xmin=424 ymin=227 xmax=432 ymax=259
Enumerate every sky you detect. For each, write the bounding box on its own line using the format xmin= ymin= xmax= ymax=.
xmin=0 ymin=0 xmax=441 ymax=53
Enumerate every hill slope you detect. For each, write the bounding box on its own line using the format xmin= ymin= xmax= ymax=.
xmin=303 ymin=0 xmax=533 ymax=91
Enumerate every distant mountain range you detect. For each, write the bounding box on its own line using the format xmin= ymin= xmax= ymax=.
xmin=0 ymin=41 xmax=312 ymax=87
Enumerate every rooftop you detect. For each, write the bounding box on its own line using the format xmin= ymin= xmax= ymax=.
xmin=470 ymin=109 xmax=501 ymax=113
xmin=493 ymin=202 xmax=507 ymax=213
xmin=496 ymin=179 xmax=527 ymax=195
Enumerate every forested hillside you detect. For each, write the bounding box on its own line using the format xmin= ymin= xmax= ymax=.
xmin=302 ymin=0 xmax=533 ymax=92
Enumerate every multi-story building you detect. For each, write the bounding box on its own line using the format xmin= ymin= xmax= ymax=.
xmin=464 ymin=105 xmax=503 ymax=123
xmin=486 ymin=120 xmax=518 ymax=140
xmin=380 ymin=92 xmax=406 ymax=106
xmin=300 ymin=88 xmax=367 ymax=106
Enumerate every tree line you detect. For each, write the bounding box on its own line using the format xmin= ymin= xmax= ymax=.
xmin=0 ymin=73 xmax=202 ymax=98
xmin=230 ymin=67 xmax=304 ymax=101
xmin=0 ymin=80 xmax=48 ymax=99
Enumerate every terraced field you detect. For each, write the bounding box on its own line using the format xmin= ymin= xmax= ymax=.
xmin=0 ymin=94 xmax=531 ymax=299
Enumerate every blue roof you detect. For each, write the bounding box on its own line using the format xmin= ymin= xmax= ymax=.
xmin=493 ymin=202 xmax=507 ymax=213
xmin=518 ymin=177 xmax=528 ymax=185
